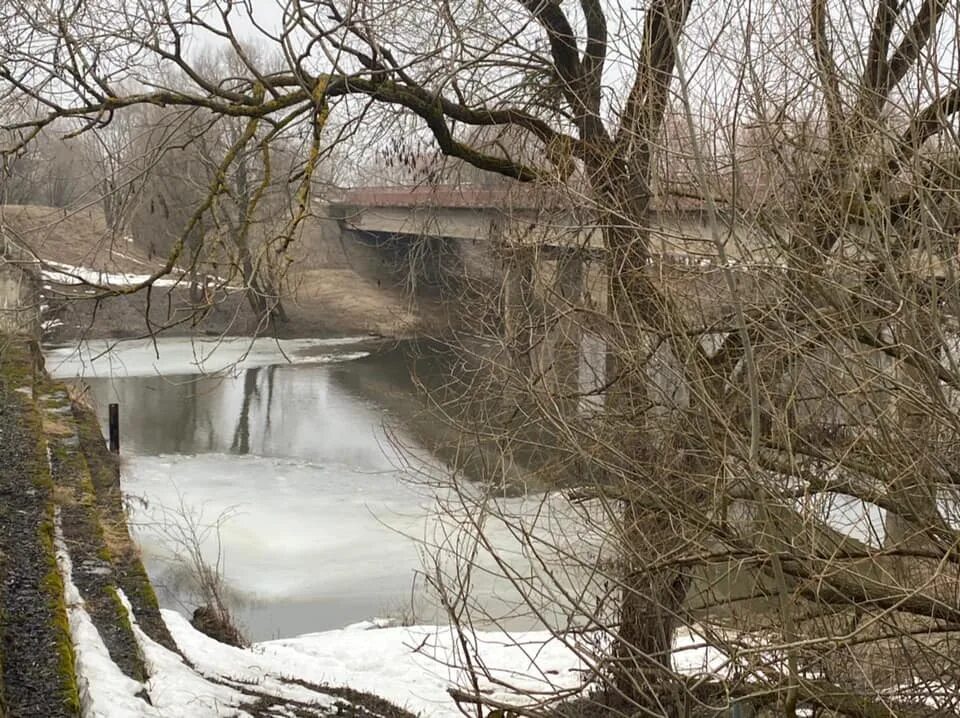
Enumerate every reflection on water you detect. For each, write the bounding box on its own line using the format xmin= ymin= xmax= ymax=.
xmin=45 ymin=338 xmax=435 ymax=640
xmin=81 ymin=364 xmax=398 ymax=469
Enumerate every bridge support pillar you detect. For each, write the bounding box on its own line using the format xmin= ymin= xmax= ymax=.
xmin=502 ymin=246 xmax=535 ymax=370
xmin=502 ymin=246 xmax=588 ymax=418
xmin=548 ymin=249 xmax=584 ymax=419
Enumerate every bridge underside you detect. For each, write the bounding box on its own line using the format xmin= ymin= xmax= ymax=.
xmin=346 ymin=228 xmax=603 ymax=291
xmin=346 ymin=230 xmax=464 ymax=295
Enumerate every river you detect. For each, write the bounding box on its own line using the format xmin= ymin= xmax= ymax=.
xmin=44 ymin=336 xmax=595 ymax=641
xmin=43 ymin=333 xmax=898 ymax=645
xmin=42 ymin=336 xmax=462 ymax=640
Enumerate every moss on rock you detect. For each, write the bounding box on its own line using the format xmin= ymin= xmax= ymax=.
xmin=38 ymin=514 xmax=81 ymax=715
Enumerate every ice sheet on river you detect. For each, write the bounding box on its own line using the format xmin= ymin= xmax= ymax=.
xmin=123 ymin=450 xmax=612 ymax=642
xmin=44 ymin=335 xmax=371 ymax=378
xmin=124 ymin=452 xmax=430 ymax=638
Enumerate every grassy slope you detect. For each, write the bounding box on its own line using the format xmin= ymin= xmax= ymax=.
xmin=3 ymin=203 xmax=435 ymax=340
xmin=0 ymin=204 xmax=155 ymax=273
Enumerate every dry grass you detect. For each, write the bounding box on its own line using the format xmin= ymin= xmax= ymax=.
xmin=63 ymin=383 xmax=96 ymax=411
xmin=52 ymin=484 xmax=80 ymax=507
xmin=41 ymin=415 xmax=75 ymax=438
xmin=0 ymin=204 xmax=155 ymax=272
xmin=288 ymin=267 xmax=427 ymax=336
xmin=99 ymin=512 xmax=142 ymax=565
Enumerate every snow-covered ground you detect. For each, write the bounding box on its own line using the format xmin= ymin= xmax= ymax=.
xmin=42 ymin=260 xmax=184 ymax=288
xmin=180 ymin=617 xmax=589 ymax=717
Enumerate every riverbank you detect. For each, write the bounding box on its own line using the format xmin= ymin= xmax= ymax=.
xmin=0 ymin=337 xmax=169 ymax=716
xmin=3 ymin=202 xmax=448 ymax=345
xmin=41 ymin=268 xmax=451 ymax=345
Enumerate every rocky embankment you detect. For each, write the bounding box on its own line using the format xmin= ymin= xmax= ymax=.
xmin=0 ymin=337 xmax=417 ymax=717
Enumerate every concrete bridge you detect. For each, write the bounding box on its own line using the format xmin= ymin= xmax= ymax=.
xmin=325 ymin=183 xmax=741 ymax=267
xmin=322 ymin=184 xmax=765 ymax=314
xmin=320 ymin=184 xmax=761 ymax=420
xmin=324 ymin=185 xmax=617 ymax=413
xmin=321 ymin=183 xmax=746 ymax=318
xmin=324 ymin=184 xmax=600 ymax=296
xmin=327 ymin=185 xmax=589 ymax=248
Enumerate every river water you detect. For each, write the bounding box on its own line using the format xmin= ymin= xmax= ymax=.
xmin=43 ymin=335 xmax=897 ymax=642
xmin=43 ymin=336 xmax=466 ymax=640
xmin=43 ymin=336 xmax=603 ymax=641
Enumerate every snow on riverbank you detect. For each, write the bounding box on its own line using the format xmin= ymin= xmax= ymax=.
xmin=60 ymin=581 xmax=728 ymax=718
xmin=56 ymin=515 xmax=164 ymax=717
xmin=173 ymin=614 xmax=588 ymax=716
xmin=55 ymin=494 xmax=588 ymax=716
xmin=59 ymin=521 xmax=590 ymax=716
xmin=55 ymin=501 xmax=735 ymax=717
xmin=42 ymin=260 xmax=184 ymax=288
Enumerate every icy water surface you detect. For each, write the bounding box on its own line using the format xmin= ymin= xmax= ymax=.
xmin=44 ymin=336 xmax=446 ymax=639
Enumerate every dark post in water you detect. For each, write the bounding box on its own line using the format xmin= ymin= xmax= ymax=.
xmin=108 ymin=403 xmax=120 ymax=454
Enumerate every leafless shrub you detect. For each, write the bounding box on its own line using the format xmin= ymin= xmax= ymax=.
xmin=145 ymin=493 xmax=247 ymax=648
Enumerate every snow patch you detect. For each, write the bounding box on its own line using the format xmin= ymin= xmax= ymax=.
xmin=115 ymin=591 xmax=252 ymax=717
xmin=55 ymin=503 xmax=341 ymax=716
xmin=343 ymin=618 xmax=403 ymax=631
xmin=161 ymin=611 xmax=339 ymax=709
xmin=189 ymin=618 xmax=589 ymax=717
xmin=42 ymin=260 xmax=182 ymax=288
xmin=54 ymin=510 xmax=161 ymax=717
xmin=110 ymin=250 xmax=147 ymax=265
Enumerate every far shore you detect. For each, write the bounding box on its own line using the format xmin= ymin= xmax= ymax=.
xmin=42 ymin=271 xmax=452 ymax=347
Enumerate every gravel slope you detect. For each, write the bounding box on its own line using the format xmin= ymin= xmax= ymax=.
xmin=0 ymin=344 xmax=79 ymax=717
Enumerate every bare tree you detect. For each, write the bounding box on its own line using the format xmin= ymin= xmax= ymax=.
xmin=1 ymin=124 xmax=91 ymax=207
xmin=189 ymin=46 xmax=297 ymax=324
xmin=4 ymin=1 xmax=960 ymax=715
xmin=82 ymin=109 xmax=142 ymax=232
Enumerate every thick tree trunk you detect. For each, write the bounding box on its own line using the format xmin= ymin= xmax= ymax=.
xmin=596 ymin=185 xmax=693 ymax=708
xmin=616 ymin=500 xmax=692 ymax=713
